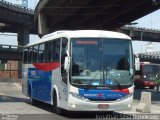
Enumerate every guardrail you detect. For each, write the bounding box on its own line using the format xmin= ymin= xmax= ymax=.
xmin=0 ymin=0 xmax=34 ymax=14
xmin=138 ymin=53 xmax=160 ymax=61
xmin=122 ymin=25 xmax=160 ymax=33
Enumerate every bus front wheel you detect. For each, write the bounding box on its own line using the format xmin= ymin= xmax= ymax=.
xmin=29 ymin=85 xmax=37 ymax=105
xmin=53 ymin=93 xmax=63 ymax=115
xmin=30 ymin=97 xmax=38 ymax=105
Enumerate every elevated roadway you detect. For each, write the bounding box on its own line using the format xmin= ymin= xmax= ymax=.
xmin=35 ymin=0 xmax=160 ymax=35
xmin=0 ymin=0 xmax=34 ymax=33
xmin=0 ymin=0 xmax=160 ymax=43
xmin=138 ymin=52 xmax=160 ymax=63
xmin=120 ymin=26 xmax=160 ymax=42
xmin=0 ymin=1 xmax=160 ymax=62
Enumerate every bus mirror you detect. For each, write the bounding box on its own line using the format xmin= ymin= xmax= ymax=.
xmin=64 ymin=56 xmax=70 ymax=72
xmin=66 ymin=50 xmax=69 ymax=57
xmin=135 ymin=57 xmax=140 ymax=71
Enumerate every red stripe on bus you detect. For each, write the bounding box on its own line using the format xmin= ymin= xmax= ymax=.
xmin=112 ymin=88 xmax=129 ymax=94
xmin=33 ymin=62 xmax=60 ymax=72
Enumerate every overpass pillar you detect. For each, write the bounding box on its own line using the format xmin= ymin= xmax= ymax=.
xmin=17 ymin=26 xmax=29 ymax=79
xmin=18 ymin=26 xmax=29 ymax=46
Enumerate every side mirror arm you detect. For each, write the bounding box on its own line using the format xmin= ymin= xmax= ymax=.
xmin=64 ymin=56 xmax=70 ymax=72
xmin=135 ymin=57 xmax=140 ymax=71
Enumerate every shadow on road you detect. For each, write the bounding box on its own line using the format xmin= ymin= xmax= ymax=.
xmin=62 ymin=111 xmax=133 ymax=119
xmin=25 ymin=100 xmax=133 ymax=119
xmin=0 ymin=95 xmax=29 ymax=102
xmin=12 ymin=112 xmax=133 ymax=120
xmin=25 ymin=100 xmax=53 ymax=113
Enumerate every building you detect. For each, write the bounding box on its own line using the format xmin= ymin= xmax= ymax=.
xmin=0 ymin=61 xmax=18 ymax=79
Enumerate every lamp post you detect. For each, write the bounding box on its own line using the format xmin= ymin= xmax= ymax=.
xmin=140 ymin=29 xmax=146 ymax=53
xmin=127 ymin=22 xmax=138 ymax=38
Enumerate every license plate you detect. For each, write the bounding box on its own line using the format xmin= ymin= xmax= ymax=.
xmin=98 ymin=104 xmax=109 ymax=109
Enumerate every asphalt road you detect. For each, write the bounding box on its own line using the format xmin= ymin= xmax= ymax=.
xmin=0 ymin=82 xmax=160 ymax=120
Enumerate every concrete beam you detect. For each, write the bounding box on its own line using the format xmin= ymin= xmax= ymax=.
xmin=38 ymin=13 xmax=48 ymax=35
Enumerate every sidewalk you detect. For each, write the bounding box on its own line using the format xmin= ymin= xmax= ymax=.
xmin=119 ymin=100 xmax=160 ymax=114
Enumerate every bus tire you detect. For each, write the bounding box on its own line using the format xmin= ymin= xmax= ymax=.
xmin=30 ymin=97 xmax=37 ymax=105
xmin=53 ymin=92 xmax=62 ymax=115
xmin=29 ymin=84 xmax=37 ymax=105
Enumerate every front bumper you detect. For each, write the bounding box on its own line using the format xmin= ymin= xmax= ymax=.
xmin=67 ymin=94 xmax=133 ymax=111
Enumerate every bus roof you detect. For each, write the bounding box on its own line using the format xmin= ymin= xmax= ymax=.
xmin=27 ymin=30 xmax=131 ymax=46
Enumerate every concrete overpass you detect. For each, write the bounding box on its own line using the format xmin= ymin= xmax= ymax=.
xmin=0 ymin=0 xmax=34 ymax=46
xmin=0 ymin=0 xmax=34 ymax=33
xmin=120 ymin=26 xmax=160 ymax=42
xmin=0 ymin=0 xmax=160 ymax=43
xmin=35 ymin=0 xmax=160 ymax=35
xmin=0 ymin=0 xmax=160 ymax=62
xmin=138 ymin=52 xmax=160 ymax=63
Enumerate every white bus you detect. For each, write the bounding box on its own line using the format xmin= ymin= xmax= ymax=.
xmin=22 ymin=30 xmax=135 ymax=114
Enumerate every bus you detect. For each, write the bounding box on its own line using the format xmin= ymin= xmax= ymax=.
xmin=134 ymin=62 xmax=159 ymax=89
xmin=22 ymin=30 xmax=137 ymax=114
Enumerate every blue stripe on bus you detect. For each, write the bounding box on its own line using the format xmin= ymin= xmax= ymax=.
xmin=79 ymin=88 xmax=128 ymax=101
xmin=28 ymin=68 xmax=52 ymax=103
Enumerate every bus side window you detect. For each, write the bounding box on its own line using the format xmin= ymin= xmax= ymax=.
xmin=33 ymin=45 xmax=38 ymax=63
xmin=48 ymin=41 xmax=52 ymax=61
xmin=38 ymin=44 xmax=45 ymax=62
xmin=61 ymin=38 xmax=68 ymax=84
xmin=44 ymin=42 xmax=49 ymax=62
xmin=51 ymin=39 xmax=60 ymax=62
xmin=28 ymin=47 xmax=32 ymax=63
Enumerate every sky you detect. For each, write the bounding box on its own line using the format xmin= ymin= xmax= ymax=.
xmin=132 ymin=9 xmax=160 ymax=53
xmin=0 ymin=0 xmax=160 ymax=53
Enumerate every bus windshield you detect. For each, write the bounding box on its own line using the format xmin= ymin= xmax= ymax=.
xmin=144 ymin=64 xmax=160 ymax=81
xmin=71 ymin=38 xmax=133 ymax=87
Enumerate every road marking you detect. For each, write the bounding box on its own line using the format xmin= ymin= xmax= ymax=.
xmin=14 ymin=83 xmax=22 ymax=88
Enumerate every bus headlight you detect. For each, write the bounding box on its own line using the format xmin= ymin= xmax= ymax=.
xmin=116 ymin=93 xmax=133 ymax=102
xmin=69 ymin=92 xmax=90 ymax=102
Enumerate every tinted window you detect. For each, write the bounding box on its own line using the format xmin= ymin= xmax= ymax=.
xmin=38 ymin=44 xmax=45 ymax=62
xmin=32 ymin=45 xmax=38 ymax=63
